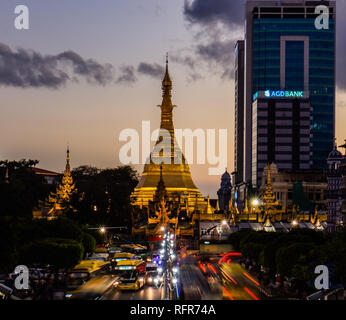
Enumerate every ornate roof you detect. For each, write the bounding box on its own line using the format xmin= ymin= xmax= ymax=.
xmin=328 ymin=144 xmax=342 ymax=159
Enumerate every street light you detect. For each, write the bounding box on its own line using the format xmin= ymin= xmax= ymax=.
xmin=221 ymin=220 xmax=228 ymax=226
xmin=291 ymin=219 xmax=298 ymax=227
xmin=252 ymin=198 xmax=260 ymax=207
xmin=100 ymin=227 xmax=106 ymax=233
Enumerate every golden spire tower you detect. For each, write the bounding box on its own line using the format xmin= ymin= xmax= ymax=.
xmin=55 ymin=146 xmax=75 ymax=202
xmin=33 ymin=146 xmax=77 ymax=219
xmin=131 ymin=57 xmax=206 ymax=212
xmin=262 ymin=163 xmax=278 ymax=207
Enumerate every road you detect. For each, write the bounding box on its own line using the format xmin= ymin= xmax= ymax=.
xmin=220 ymin=263 xmax=264 ymax=300
xmin=102 ymin=285 xmax=162 ymax=300
xmin=201 ymin=254 xmax=266 ymax=301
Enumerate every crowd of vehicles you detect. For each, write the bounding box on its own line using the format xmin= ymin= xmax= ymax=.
xmin=64 ymin=241 xmax=159 ymax=299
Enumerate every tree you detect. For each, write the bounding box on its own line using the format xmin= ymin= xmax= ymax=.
xmin=20 ymin=238 xmax=83 ymax=269
xmin=81 ymin=232 xmax=96 ymax=257
xmin=275 ymin=242 xmax=317 ymax=279
xmin=0 ymin=160 xmax=53 ymax=217
xmin=69 ymin=165 xmax=138 ymax=227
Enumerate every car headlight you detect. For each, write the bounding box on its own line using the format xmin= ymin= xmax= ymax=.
xmin=65 ymin=294 xmax=72 ymax=298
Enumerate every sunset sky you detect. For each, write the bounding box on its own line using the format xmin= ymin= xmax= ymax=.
xmin=1 ymin=0 xmax=346 ymax=197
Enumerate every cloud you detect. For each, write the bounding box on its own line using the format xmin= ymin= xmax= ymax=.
xmin=196 ymin=40 xmax=235 ymax=79
xmin=0 ymin=43 xmax=114 ymax=88
xmin=182 ymin=0 xmax=245 ymax=80
xmin=184 ymin=0 xmax=245 ymax=28
xmin=116 ymin=65 xmax=137 ymax=84
xmin=137 ymin=62 xmax=164 ymax=79
xmin=170 ymin=52 xmax=197 ymax=70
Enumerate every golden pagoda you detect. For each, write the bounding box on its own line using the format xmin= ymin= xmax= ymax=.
xmin=131 ymin=56 xmax=207 ymax=212
xmin=205 ymin=195 xmax=213 ymax=214
xmin=33 ymin=147 xmax=76 ymax=219
xmin=147 ymin=165 xmax=178 ymax=234
xmin=262 ymin=163 xmax=279 ymax=208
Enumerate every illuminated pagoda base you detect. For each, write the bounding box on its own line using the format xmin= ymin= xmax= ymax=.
xmin=227 ymin=164 xmax=327 ymax=232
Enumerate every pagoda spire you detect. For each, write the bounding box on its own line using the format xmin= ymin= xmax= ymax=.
xmin=262 ymin=163 xmax=278 ymax=207
xmin=58 ymin=146 xmax=75 ymax=201
xmin=160 ymin=53 xmax=174 ymax=135
xmin=267 ymin=162 xmax=271 ymax=185
xmin=65 ymin=144 xmax=70 ymax=173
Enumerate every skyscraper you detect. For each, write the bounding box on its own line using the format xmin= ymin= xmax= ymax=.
xmin=252 ymin=89 xmax=312 ymax=186
xmin=239 ymin=0 xmax=336 ymax=187
xmin=234 ymin=40 xmax=245 ymax=185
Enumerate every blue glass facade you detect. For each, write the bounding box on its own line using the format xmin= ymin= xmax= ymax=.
xmin=252 ymin=18 xmax=335 ymax=169
xmin=285 ymin=41 xmax=305 ymax=90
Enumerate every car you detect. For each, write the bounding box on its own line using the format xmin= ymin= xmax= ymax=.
xmin=107 ymin=246 xmax=122 ymax=254
xmin=146 ymin=263 xmax=158 ymax=286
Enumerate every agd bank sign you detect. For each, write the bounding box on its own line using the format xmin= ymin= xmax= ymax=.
xmin=264 ymin=90 xmax=304 ymax=98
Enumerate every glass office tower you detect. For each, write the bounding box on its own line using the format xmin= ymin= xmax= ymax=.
xmin=243 ymin=1 xmax=336 ymax=186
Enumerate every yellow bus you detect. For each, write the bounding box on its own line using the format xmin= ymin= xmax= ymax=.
xmin=111 ymin=252 xmax=135 ymax=262
xmin=114 ymin=260 xmax=146 ymax=291
xmin=66 ymin=260 xmax=111 ymax=290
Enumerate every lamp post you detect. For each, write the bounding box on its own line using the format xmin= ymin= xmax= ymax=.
xmin=99 ymin=227 xmax=106 ymax=245
xmin=291 ymin=219 xmax=298 ymax=228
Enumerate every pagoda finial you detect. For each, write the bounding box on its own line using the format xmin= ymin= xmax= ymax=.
xmin=162 ymin=53 xmax=172 ymax=88
xmin=159 ymin=54 xmax=174 ymax=136
xmin=267 ymin=163 xmax=271 ymax=185
xmin=67 ymin=143 xmax=70 ymax=161
xmin=65 ymin=144 xmax=71 ymax=173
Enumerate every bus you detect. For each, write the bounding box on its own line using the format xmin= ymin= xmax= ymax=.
xmin=114 ymin=260 xmax=146 ymax=290
xmin=66 ymin=260 xmax=111 ymax=290
xmin=119 ymin=244 xmax=149 ymax=261
xmin=111 ymin=252 xmax=135 ymax=269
